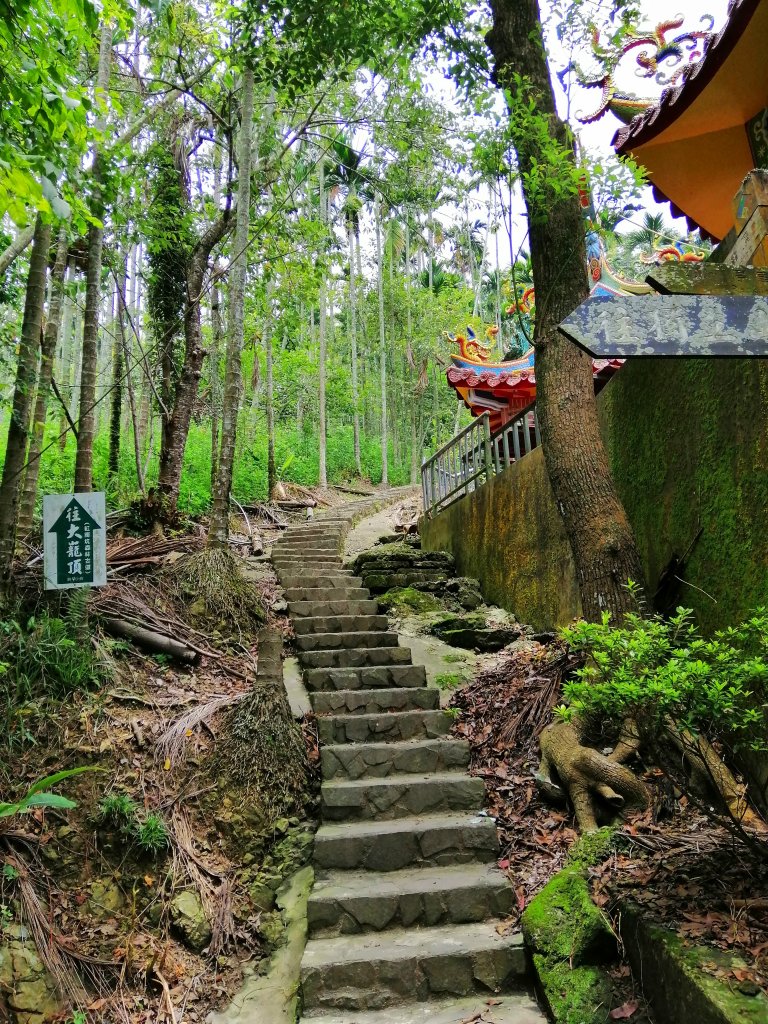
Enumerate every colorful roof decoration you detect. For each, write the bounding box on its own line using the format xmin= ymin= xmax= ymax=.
xmin=445 ymin=237 xmax=649 ymax=433
xmin=573 ymin=15 xmax=715 ymax=126
xmin=612 ymin=0 xmax=768 ymax=241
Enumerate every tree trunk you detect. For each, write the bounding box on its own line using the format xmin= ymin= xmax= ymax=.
xmin=74 ymin=20 xmax=112 ymax=492
xmin=317 ymin=161 xmax=328 ymax=488
xmin=349 ymin=222 xmax=362 ymax=476
xmin=17 ymin=226 xmax=69 ymax=537
xmin=209 ymin=67 xmax=255 ymax=548
xmin=210 ymin=275 xmax=223 ymax=494
xmin=266 ymin=289 xmax=276 ymax=499
xmin=115 ymin=269 xmax=145 ymax=495
xmin=0 ymin=225 xmax=35 ymax=276
xmin=375 ymin=198 xmax=388 ymax=486
xmin=108 ymin=256 xmax=126 ymax=483
xmin=486 ymin=0 xmax=646 ymax=619
xmin=0 ymin=216 xmax=51 ymax=594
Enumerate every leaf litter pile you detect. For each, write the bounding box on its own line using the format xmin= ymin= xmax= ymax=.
xmin=1 ymin=520 xmax=318 ymax=1024
xmin=449 ymin=639 xmax=768 ymax=1015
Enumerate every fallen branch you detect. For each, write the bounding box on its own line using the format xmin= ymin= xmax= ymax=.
xmin=102 ymin=617 xmax=198 ymax=664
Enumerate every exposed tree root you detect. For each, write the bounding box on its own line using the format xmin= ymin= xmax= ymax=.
xmin=661 ymin=723 xmax=768 ymax=835
xmin=537 ymin=719 xmax=649 ymax=832
xmin=163 ymin=547 xmax=265 ymax=637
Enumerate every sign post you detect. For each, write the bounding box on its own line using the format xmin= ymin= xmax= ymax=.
xmin=43 ymin=492 xmax=107 ymax=591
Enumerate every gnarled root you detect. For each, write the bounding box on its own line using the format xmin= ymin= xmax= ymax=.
xmin=538 ymin=720 xmax=649 ymax=832
xmin=663 ymin=722 xmax=768 ymax=834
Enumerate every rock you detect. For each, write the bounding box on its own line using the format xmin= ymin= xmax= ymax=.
xmin=87 ymin=879 xmax=125 ymax=919
xmin=378 ymin=587 xmax=443 ymax=615
xmin=442 ymin=577 xmax=484 ymax=611
xmin=259 ymin=910 xmax=285 ymax=950
xmin=271 ymin=598 xmax=288 ymax=613
xmin=0 ymin=923 xmax=62 ymax=1024
xmin=429 ymin=613 xmax=521 ymax=652
xmin=170 ymin=890 xmax=212 ymax=952
xmin=522 ymin=867 xmax=616 ymax=966
xmin=250 ymin=880 xmax=277 ymax=912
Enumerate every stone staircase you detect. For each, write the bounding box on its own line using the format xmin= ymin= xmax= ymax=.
xmin=271 ymin=508 xmax=546 ymax=1024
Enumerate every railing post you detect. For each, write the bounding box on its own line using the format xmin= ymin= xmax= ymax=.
xmin=481 ymin=413 xmax=493 ymax=483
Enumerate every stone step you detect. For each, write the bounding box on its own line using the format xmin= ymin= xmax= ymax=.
xmin=304 ymin=664 xmax=427 ymax=693
xmin=274 ymin=543 xmax=341 ymax=554
xmin=273 ymin=557 xmax=343 ymax=569
xmin=313 ymin=812 xmax=498 ymax=872
xmin=300 ymin=921 xmax=526 ymax=1012
xmin=321 ymin=738 xmax=469 ymax=780
xmin=293 ymin=615 xmax=389 ymax=636
xmin=300 ymin=646 xmax=412 ymax=671
xmin=302 ymin=993 xmax=546 ymax=1024
xmin=321 ymin=772 xmax=485 ymax=822
xmin=317 ymin=708 xmax=450 ymax=744
xmin=296 ymin=631 xmax=400 ymax=653
xmin=311 ymin=686 xmax=440 ymax=717
xmin=289 ymin=599 xmax=379 ymax=618
xmin=285 ymin=587 xmax=370 ymax=603
xmin=307 ymin=862 xmax=513 ymax=936
xmin=282 ymin=574 xmax=363 ymax=591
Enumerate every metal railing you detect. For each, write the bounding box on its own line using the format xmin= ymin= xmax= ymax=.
xmin=421 ymin=403 xmax=542 ymax=517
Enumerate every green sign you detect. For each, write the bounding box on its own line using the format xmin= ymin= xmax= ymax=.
xmin=43 ymin=493 xmax=106 ymax=590
xmin=747 ymin=107 xmax=768 ymax=169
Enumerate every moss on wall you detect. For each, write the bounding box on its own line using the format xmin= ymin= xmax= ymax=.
xmin=599 ymin=358 xmax=768 ymax=634
xmin=420 ymin=447 xmax=582 ymax=631
xmin=422 ymin=358 xmax=768 ymax=634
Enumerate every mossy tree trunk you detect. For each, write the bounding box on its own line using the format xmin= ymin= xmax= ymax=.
xmin=485 ymin=0 xmax=646 ymax=620
xmin=0 ymin=215 xmax=50 ymax=596
xmin=17 ymin=225 xmax=69 ymax=536
xmin=74 ymin=20 xmax=112 ymax=492
xmin=209 ymin=67 xmax=255 ymax=548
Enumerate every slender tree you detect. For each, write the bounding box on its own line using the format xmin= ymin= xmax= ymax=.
xmin=485 ymin=0 xmax=646 ymax=618
xmin=0 ymin=216 xmax=51 ymax=595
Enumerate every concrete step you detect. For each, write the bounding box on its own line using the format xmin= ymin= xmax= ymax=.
xmin=293 ymin=615 xmax=389 ymax=636
xmin=300 ymin=646 xmax=412 ymax=671
xmin=302 ymin=993 xmax=545 ymax=1024
xmin=321 ymin=738 xmax=470 ymax=780
xmin=296 ymin=631 xmax=400 ymax=653
xmin=307 ymin=862 xmax=514 ymax=936
xmin=304 ymin=664 xmax=427 ymax=693
xmin=274 ymin=544 xmax=341 ymax=556
xmin=311 ymin=686 xmax=440 ymax=717
xmin=285 ymin=587 xmax=370 ymax=603
xmin=300 ymin=921 xmax=526 ymax=1011
xmin=321 ymin=772 xmax=485 ymax=822
xmin=313 ymin=813 xmax=498 ymax=872
xmin=317 ymin=708 xmax=451 ymax=744
xmin=282 ymin=574 xmax=363 ymax=591
xmin=289 ymin=599 xmax=379 ymax=618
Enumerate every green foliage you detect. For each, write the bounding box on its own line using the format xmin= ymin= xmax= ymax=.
xmin=97 ymin=793 xmax=168 ymax=855
xmin=0 ymin=767 xmax=95 ymax=819
xmin=98 ymin=792 xmax=139 ymax=829
xmin=434 ymin=672 xmax=465 ymax=691
xmin=561 ymin=607 xmax=768 ymax=752
xmin=134 ymin=813 xmax=169 ymax=854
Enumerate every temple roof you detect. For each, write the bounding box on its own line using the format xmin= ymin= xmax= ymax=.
xmin=613 ymin=0 xmax=768 ymax=241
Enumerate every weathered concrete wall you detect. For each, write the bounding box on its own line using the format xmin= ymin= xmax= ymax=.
xmin=422 ymin=357 xmax=768 ymax=634
xmin=420 ymin=447 xmax=582 ymax=631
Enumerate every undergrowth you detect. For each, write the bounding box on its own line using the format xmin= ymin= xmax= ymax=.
xmin=163 ymin=547 xmax=265 ymax=636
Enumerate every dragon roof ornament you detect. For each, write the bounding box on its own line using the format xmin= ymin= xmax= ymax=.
xmin=570 ymin=14 xmax=715 ymax=125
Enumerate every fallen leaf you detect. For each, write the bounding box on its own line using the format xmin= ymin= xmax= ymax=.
xmin=609 ymin=1001 xmax=638 ymax=1019
xmin=87 ymin=998 xmax=108 ymax=1011
xmin=163 ymin=757 xmax=171 ymax=771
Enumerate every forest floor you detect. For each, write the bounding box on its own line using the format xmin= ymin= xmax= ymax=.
xmin=0 ymin=484 xmax=393 ymax=1024
xmin=451 ymin=641 xmax=768 ymax=1018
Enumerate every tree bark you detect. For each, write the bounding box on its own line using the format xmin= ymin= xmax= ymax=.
xmin=18 ymin=226 xmax=69 ymax=537
xmin=0 ymin=215 xmax=50 ymax=594
xmin=485 ymin=0 xmax=646 ymax=619
xmin=349 ymin=222 xmax=362 ymax=476
xmin=74 ymin=20 xmax=112 ymax=492
xmin=0 ymin=225 xmax=35 ymax=277
xmin=108 ymin=256 xmax=126 ymax=483
xmin=318 ymin=161 xmax=328 ymax=488
xmin=375 ymin=198 xmax=388 ymax=486
xmin=209 ymin=67 xmax=255 ymax=549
